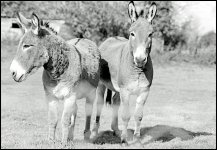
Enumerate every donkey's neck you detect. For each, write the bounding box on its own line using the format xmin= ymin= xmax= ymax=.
xmin=126 ymin=43 xmax=148 ymax=72
xmin=42 ymin=35 xmax=80 ymax=80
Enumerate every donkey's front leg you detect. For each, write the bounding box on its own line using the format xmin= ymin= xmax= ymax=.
xmin=46 ymin=94 xmax=59 ymax=141
xmin=83 ymin=89 xmax=96 ymax=141
xmin=133 ymin=88 xmax=150 ymax=141
xmin=111 ymin=92 xmax=121 ymax=136
xmin=120 ymin=90 xmax=131 ymax=145
xmin=61 ymin=96 xmax=77 ymax=145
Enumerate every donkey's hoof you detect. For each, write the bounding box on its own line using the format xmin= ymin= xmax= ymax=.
xmin=113 ymin=129 xmax=121 ymax=137
xmin=91 ymin=125 xmax=99 ymax=139
xmin=61 ymin=141 xmax=68 ymax=147
xmin=133 ymin=133 xmax=140 ymax=141
xmin=90 ymin=131 xmax=98 ymax=140
xmin=61 ymin=139 xmax=74 ymax=148
xmin=91 ymin=131 xmax=97 ymax=137
xmin=121 ymin=139 xmax=129 ymax=146
xmin=62 ymin=142 xmax=74 ymax=148
xmin=121 ymin=142 xmax=129 ymax=147
xmin=84 ymin=130 xmax=91 ymax=141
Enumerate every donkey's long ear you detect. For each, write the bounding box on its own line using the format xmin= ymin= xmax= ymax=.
xmin=16 ymin=12 xmax=31 ymax=32
xmin=147 ymin=2 xmax=157 ymax=23
xmin=128 ymin=1 xmax=138 ymax=23
xmin=31 ymin=13 xmax=40 ymax=35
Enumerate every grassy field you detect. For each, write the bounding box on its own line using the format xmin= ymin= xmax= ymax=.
xmin=1 ymin=39 xmax=216 ymax=149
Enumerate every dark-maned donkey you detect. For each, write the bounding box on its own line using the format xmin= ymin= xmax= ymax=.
xmin=9 ymin=13 xmax=100 ymax=145
xmin=92 ymin=1 xmax=157 ymax=145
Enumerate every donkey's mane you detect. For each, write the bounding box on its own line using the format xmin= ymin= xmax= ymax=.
xmin=41 ymin=20 xmax=57 ymax=35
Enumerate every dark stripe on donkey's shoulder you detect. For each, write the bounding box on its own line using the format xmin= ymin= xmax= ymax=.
xmin=75 ymin=38 xmax=82 ymax=45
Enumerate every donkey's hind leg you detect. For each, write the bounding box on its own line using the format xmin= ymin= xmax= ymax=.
xmin=111 ymin=92 xmax=121 ymax=136
xmin=83 ymin=89 xmax=96 ymax=141
xmin=91 ymin=82 xmax=106 ymax=138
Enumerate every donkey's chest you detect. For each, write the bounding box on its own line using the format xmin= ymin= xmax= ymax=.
xmin=119 ymin=73 xmax=151 ymax=94
xmin=118 ymin=55 xmax=153 ymax=94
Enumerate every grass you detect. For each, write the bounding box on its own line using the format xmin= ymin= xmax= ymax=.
xmin=1 ymin=39 xmax=216 ymax=149
xmin=151 ymin=48 xmax=216 ymax=67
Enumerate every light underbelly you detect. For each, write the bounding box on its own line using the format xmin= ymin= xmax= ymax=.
xmin=53 ymin=79 xmax=96 ymax=100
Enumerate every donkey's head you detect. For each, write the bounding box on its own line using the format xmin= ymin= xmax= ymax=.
xmin=10 ymin=13 xmax=50 ymax=82
xmin=128 ymin=1 xmax=157 ymax=68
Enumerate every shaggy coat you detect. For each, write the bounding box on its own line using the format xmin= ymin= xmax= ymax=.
xmin=10 ymin=13 xmax=100 ymax=144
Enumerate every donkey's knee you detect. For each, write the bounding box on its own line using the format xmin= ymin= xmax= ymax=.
xmin=134 ymin=110 xmax=143 ymax=123
xmin=61 ymin=111 xmax=72 ymax=128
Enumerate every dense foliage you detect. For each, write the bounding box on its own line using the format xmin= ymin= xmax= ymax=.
xmin=1 ymin=1 xmax=216 ymax=65
xmin=1 ymin=1 xmax=183 ymax=46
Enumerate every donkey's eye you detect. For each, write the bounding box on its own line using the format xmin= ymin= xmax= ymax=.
xmin=130 ymin=32 xmax=135 ymax=37
xmin=23 ymin=45 xmax=33 ymax=48
xmin=148 ymin=33 xmax=153 ymax=37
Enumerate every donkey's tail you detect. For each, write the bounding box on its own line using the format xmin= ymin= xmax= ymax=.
xmin=105 ymin=89 xmax=112 ymax=105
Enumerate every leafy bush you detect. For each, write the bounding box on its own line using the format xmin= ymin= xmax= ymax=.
xmin=198 ymin=32 xmax=216 ymax=49
xmin=1 ymin=1 xmax=180 ymax=46
xmin=1 ymin=1 xmax=216 ymax=65
xmin=57 ymin=1 xmax=130 ymax=44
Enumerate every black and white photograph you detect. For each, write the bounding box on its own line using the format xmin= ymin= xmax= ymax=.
xmin=1 ymin=1 xmax=216 ymax=149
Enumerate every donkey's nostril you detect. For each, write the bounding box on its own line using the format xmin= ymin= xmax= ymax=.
xmin=135 ymin=57 xmax=140 ymax=62
xmin=135 ymin=57 xmax=147 ymax=63
xmin=12 ymin=71 xmax=16 ymax=77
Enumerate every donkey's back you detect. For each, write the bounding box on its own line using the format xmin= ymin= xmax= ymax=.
xmin=67 ymin=38 xmax=100 ymax=87
xmin=99 ymin=37 xmax=128 ymax=78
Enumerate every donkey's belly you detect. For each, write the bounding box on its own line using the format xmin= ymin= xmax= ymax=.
xmin=53 ymin=79 xmax=97 ymax=100
xmin=72 ymin=80 xmax=97 ymax=99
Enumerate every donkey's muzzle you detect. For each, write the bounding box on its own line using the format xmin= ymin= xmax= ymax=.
xmin=10 ymin=70 xmax=25 ymax=82
xmin=12 ymin=73 xmax=24 ymax=82
xmin=134 ymin=57 xmax=147 ymax=68
xmin=10 ymin=60 xmax=26 ymax=82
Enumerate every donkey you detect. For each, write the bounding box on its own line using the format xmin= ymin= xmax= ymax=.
xmin=92 ymin=1 xmax=157 ymax=145
xmin=9 ymin=12 xmax=100 ymax=144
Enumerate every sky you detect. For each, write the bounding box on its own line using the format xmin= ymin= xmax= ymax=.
xmin=173 ymin=1 xmax=216 ymax=36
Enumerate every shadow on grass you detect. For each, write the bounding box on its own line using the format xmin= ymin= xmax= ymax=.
xmin=92 ymin=125 xmax=212 ymax=145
